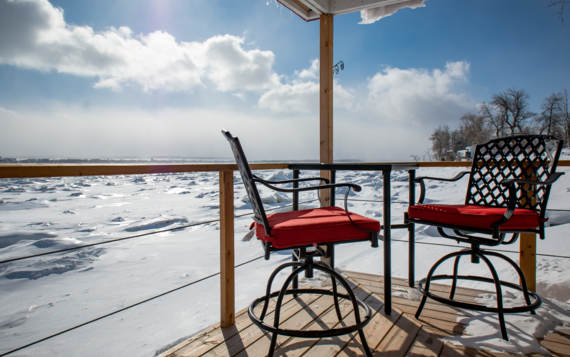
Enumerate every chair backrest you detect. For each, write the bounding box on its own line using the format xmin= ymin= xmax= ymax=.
xmin=465 ymin=135 xmax=563 ymax=215
xmin=222 ymin=130 xmax=271 ymax=235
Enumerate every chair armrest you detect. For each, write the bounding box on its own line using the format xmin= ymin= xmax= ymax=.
xmin=255 ymin=175 xmax=378 ymax=245
xmin=253 ymin=177 xmax=361 ymax=194
xmin=255 ymin=178 xmax=362 ymax=225
xmin=501 ymin=171 xmax=564 ymax=188
xmin=414 ymin=171 xmax=470 ymax=204
xmin=494 ymin=172 xmax=565 ymax=233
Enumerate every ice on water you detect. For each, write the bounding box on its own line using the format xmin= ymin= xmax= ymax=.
xmin=0 ymin=165 xmax=569 ymax=356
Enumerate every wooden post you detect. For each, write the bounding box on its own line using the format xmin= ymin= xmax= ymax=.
xmin=319 ymin=13 xmax=333 ymax=207
xmin=219 ymin=170 xmax=235 ymax=327
xmin=520 ymin=232 xmax=536 ymax=292
xmin=519 ymin=162 xmax=537 ymax=291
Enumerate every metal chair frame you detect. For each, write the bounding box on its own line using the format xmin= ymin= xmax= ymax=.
xmin=222 ymin=130 xmax=378 ymax=356
xmin=406 ymin=135 xmax=563 ymax=341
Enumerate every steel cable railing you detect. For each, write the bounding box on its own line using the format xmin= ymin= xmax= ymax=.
xmin=0 ymin=199 xmax=319 ymax=265
xmin=389 ymin=237 xmax=570 ymax=259
xmin=0 ymin=198 xmax=319 ymax=356
xmin=2 ymin=185 xmax=569 ymax=355
xmin=0 ymin=253 xmax=266 ymax=357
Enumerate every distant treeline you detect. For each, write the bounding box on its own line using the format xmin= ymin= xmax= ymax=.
xmin=430 ymin=88 xmax=570 ymax=161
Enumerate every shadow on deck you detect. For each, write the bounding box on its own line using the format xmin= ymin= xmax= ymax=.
xmin=160 ymin=271 xmax=570 ymax=357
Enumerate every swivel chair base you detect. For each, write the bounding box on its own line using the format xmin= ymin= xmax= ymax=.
xmin=249 ymin=255 xmax=373 ymax=357
xmin=415 ymin=248 xmax=541 ymax=341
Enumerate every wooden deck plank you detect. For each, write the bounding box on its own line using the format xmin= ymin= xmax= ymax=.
xmin=209 ymin=294 xmax=324 ymax=357
xmin=166 ymin=294 xmax=295 ymax=357
xmin=163 ymin=308 xmax=252 ymax=357
xmin=277 ymin=285 xmax=374 ymax=356
xmin=345 ymin=270 xmax=486 ymax=298
xmin=414 ymin=315 xmax=465 ymax=337
xmin=540 ymin=333 xmax=570 ymax=357
xmin=440 ymin=343 xmax=497 ymax=357
xmin=555 ymin=327 xmax=570 ymax=337
xmin=234 ymin=295 xmax=333 ymax=356
xmin=352 ymin=276 xmax=483 ymax=305
xmin=368 ymin=312 xmax=421 ymax=356
xmin=298 ymin=284 xmax=392 ymax=357
xmin=440 ymin=343 xmax=536 ymax=357
xmin=335 ymin=304 xmax=400 ymax=357
xmin=542 ymin=330 xmax=570 ymax=345
xmin=406 ymin=325 xmax=445 ymax=356
xmin=270 ymin=294 xmax=337 ymax=355
xmin=354 ymin=278 xmax=473 ymax=329
xmin=163 ymin=271 xmax=559 ymax=357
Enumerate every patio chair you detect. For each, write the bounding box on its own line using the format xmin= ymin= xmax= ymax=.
xmin=222 ymin=130 xmax=380 ymax=356
xmin=405 ymin=134 xmax=563 ymax=340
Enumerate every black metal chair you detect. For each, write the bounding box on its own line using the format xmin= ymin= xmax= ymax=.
xmin=405 ymin=135 xmax=563 ymax=340
xmin=222 ymin=130 xmax=380 ymax=356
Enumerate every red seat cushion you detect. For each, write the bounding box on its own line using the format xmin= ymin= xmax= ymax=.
xmin=408 ymin=204 xmax=545 ymax=231
xmin=254 ymin=206 xmax=380 ymax=249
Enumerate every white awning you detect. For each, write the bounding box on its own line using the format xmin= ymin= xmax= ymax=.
xmin=277 ymin=0 xmax=426 ymax=22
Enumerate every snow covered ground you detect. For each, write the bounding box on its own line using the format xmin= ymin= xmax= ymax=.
xmin=0 ymin=162 xmax=569 ymax=356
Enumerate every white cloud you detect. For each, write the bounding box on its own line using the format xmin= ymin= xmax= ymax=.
xmin=258 ymin=81 xmax=318 ymax=113
xmin=330 ymin=61 xmax=475 ymax=160
xmin=0 ymin=0 xmax=279 ymax=93
xmin=0 ymin=1 xmax=477 ymax=160
xmin=0 ymin=60 xmax=475 ymax=160
xmin=258 ymin=59 xmax=354 ymax=114
xmin=0 ymin=106 xmax=19 ymax=119
xmin=296 ymin=59 xmax=318 ymax=80
xmin=335 ymin=118 xmax=431 ymax=161
xmin=199 ymin=35 xmax=280 ymax=92
xmin=360 ymin=0 xmax=426 ymax=24
xmin=364 ymin=61 xmax=473 ymax=125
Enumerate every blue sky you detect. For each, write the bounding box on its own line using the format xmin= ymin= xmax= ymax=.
xmin=0 ymin=0 xmax=568 ymax=160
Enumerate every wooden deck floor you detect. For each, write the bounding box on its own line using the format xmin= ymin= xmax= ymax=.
xmin=161 ymin=271 xmax=570 ymax=357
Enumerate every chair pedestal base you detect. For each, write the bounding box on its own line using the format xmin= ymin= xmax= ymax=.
xmin=249 ymin=258 xmax=373 ymax=357
xmin=415 ymin=248 xmax=541 ymax=341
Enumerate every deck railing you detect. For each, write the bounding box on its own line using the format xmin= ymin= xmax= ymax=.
xmin=1 ymin=160 xmax=569 ymax=331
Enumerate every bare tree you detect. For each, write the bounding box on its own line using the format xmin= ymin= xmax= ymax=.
xmin=480 ymin=89 xmax=535 ymax=135
xmin=493 ymin=89 xmax=534 ymax=134
xmin=430 ymin=125 xmax=452 ymax=160
xmin=563 ymin=89 xmax=570 ymax=145
xmin=458 ymin=113 xmax=492 ymax=145
xmin=537 ymin=92 xmax=565 ymax=137
xmin=479 ymin=102 xmax=505 ymax=137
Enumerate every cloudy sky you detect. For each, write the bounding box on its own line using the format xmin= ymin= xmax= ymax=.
xmin=0 ymin=0 xmax=569 ymax=161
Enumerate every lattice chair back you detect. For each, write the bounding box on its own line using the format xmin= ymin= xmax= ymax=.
xmin=222 ymin=130 xmax=271 ymax=235
xmin=465 ymin=135 xmax=563 ymax=215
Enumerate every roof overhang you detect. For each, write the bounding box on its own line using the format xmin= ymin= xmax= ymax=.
xmin=276 ymin=0 xmax=423 ymax=21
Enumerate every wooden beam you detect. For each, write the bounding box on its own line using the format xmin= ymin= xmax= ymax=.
xmin=520 ymin=232 xmax=536 ymax=292
xmin=219 ymin=169 xmax=235 ymax=327
xmin=2 ymin=161 xmax=567 ymax=179
xmin=319 ymin=13 xmax=334 ymax=207
xmin=0 ymin=163 xmax=289 ymax=178
xmin=519 ymin=162 xmax=538 ymax=292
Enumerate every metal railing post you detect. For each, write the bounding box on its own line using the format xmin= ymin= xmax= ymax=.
xmin=408 ymin=169 xmax=416 ymax=287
